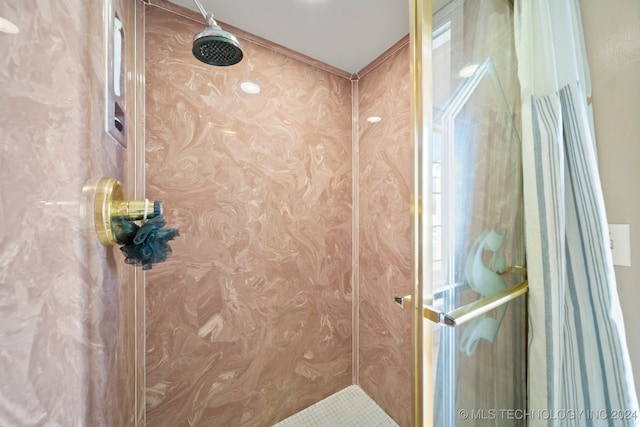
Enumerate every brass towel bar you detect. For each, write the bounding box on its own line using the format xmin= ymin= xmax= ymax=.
xmin=395 ymin=280 xmax=528 ymax=327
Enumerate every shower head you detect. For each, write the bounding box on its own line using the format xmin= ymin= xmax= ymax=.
xmin=192 ymin=21 xmax=243 ymax=66
xmin=191 ymin=0 xmax=243 ymax=66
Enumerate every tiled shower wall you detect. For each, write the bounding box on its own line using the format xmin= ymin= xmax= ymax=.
xmin=0 ymin=0 xmax=143 ymax=425
xmin=144 ymin=3 xmax=412 ymax=426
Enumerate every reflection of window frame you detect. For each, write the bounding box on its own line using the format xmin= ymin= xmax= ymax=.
xmin=430 ymin=0 xmax=465 ymax=297
xmin=433 ymin=56 xmax=508 ymax=297
xmin=432 ymin=0 xmax=516 ymax=300
xmin=431 ymin=22 xmax=448 ymax=291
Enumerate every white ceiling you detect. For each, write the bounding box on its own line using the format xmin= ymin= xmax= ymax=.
xmin=167 ymin=0 xmax=410 ymax=74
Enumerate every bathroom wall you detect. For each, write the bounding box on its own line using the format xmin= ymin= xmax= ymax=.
xmin=357 ymin=45 xmax=414 ymax=427
xmin=0 ymin=0 xmax=143 ymax=425
xmin=580 ymin=0 xmax=640 ymax=395
xmin=144 ymin=4 xmax=353 ymax=426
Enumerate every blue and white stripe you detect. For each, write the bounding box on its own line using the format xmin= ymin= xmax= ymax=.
xmin=527 ymin=81 xmax=639 ymax=426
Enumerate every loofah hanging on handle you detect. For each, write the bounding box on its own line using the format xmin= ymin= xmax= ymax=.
xmin=114 ymin=216 xmax=179 ymax=270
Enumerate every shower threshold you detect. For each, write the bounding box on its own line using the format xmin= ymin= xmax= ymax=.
xmin=273 ymin=385 xmax=399 ymax=427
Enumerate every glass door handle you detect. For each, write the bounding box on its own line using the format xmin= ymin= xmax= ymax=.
xmin=395 ymin=280 xmax=528 ymax=327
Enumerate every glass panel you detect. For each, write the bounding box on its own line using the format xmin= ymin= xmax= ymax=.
xmin=426 ymin=0 xmax=526 ymax=425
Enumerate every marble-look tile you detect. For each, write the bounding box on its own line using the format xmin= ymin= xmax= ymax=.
xmin=0 ymin=0 xmax=140 ymax=425
xmin=145 ymin=6 xmax=353 ymax=426
xmin=357 ymin=44 xmax=414 ymax=427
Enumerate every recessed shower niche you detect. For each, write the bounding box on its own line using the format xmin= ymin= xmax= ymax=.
xmin=106 ymin=0 xmax=126 ymax=147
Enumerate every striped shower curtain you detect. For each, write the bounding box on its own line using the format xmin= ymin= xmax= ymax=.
xmin=515 ymin=0 xmax=639 ymax=425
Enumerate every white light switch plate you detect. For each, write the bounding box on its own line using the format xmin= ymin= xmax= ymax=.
xmin=609 ymin=224 xmax=631 ymax=267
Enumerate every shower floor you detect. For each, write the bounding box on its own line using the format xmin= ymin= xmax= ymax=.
xmin=272 ymin=385 xmax=399 ymax=427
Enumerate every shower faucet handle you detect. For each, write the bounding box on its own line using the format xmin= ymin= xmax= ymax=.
xmin=111 ymin=199 xmax=163 ymax=221
xmin=93 ymin=177 xmax=163 ymax=245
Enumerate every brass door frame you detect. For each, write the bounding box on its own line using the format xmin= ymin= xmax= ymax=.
xmin=409 ymin=0 xmax=433 ymax=425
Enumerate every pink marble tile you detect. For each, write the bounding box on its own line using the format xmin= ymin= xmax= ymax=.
xmin=357 ymin=43 xmax=414 ymax=427
xmin=0 ymin=0 xmax=142 ymax=425
xmin=145 ymin=6 xmax=353 ymax=426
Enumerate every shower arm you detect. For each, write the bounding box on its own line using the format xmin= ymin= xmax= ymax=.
xmin=192 ymin=0 xmax=215 ymax=25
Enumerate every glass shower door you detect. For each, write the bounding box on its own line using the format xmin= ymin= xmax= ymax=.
xmin=426 ymin=1 xmax=526 ymax=425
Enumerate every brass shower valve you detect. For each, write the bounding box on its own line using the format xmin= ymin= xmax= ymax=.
xmin=93 ymin=177 xmax=163 ymax=246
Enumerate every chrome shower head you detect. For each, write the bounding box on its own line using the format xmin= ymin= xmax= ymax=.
xmin=192 ymin=19 xmax=243 ymax=66
xmin=191 ymin=0 xmax=243 ymax=66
